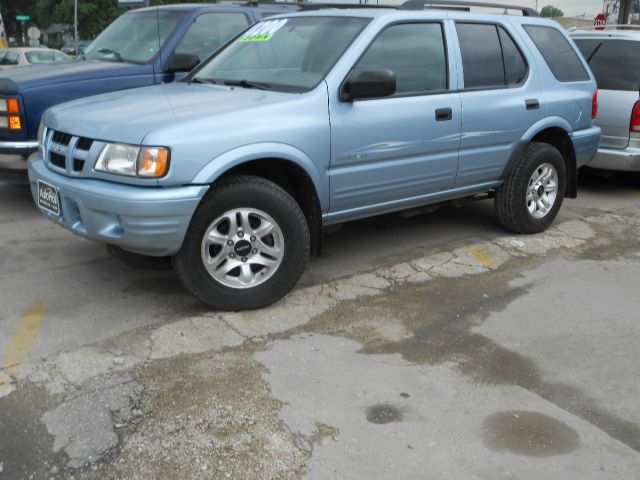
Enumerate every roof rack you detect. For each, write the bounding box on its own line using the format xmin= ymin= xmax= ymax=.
xmin=399 ymin=0 xmax=538 ymax=16
xmin=568 ymin=24 xmax=640 ymax=31
xmin=238 ymin=1 xmax=398 ymax=9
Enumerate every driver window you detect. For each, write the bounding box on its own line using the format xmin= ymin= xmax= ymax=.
xmin=351 ymin=23 xmax=448 ymax=96
xmin=174 ymin=13 xmax=249 ymax=63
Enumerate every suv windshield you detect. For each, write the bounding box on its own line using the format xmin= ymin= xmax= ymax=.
xmin=84 ymin=10 xmax=185 ymax=64
xmin=191 ymin=16 xmax=368 ymax=92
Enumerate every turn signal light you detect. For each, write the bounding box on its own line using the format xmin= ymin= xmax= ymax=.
xmin=591 ymin=90 xmax=598 ymax=120
xmin=6 ymin=98 xmax=20 ymax=114
xmin=631 ymin=100 xmax=640 ymax=133
xmin=138 ymin=147 xmax=169 ymax=177
xmin=8 ymin=116 xmax=22 ymax=130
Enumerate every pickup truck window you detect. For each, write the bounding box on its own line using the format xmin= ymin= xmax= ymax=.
xmin=192 ymin=16 xmax=367 ymax=92
xmin=351 ymin=22 xmax=447 ymax=96
xmin=174 ymin=12 xmax=250 ymax=64
xmin=84 ymin=10 xmax=185 ymax=64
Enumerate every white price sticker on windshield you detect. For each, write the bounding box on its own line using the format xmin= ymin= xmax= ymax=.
xmin=240 ymin=19 xmax=289 ymax=42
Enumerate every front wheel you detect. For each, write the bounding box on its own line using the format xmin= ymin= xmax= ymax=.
xmin=173 ymin=175 xmax=310 ymax=311
xmin=495 ymin=142 xmax=566 ymax=234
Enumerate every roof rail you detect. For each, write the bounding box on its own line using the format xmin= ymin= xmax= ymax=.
xmin=238 ymin=1 xmax=398 ymax=9
xmin=399 ymin=0 xmax=538 ymax=16
xmin=568 ymin=24 xmax=640 ymax=31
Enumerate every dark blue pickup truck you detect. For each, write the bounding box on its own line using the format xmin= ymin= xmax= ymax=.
xmin=0 ymin=2 xmax=300 ymax=183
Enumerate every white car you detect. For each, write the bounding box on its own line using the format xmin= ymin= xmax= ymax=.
xmin=0 ymin=47 xmax=71 ymax=69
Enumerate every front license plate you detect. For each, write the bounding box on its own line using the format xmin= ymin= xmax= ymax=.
xmin=37 ymin=180 xmax=60 ymax=216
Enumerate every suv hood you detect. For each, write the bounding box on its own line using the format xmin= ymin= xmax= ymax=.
xmin=45 ymin=82 xmax=298 ymax=145
xmin=0 ymin=60 xmax=151 ymax=92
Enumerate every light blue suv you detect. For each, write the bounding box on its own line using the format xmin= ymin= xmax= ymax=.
xmin=28 ymin=2 xmax=601 ymax=310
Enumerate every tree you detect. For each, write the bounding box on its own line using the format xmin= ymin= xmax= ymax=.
xmin=540 ymin=5 xmax=564 ymax=17
xmin=35 ymin=0 xmax=121 ymax=40
xmin=0 ymin=0 xmax=39 ymax=44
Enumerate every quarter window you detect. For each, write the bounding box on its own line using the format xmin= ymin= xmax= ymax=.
xmin=524 ymin=25 xmax=589 ymax=82
xmin=351 ymin=23 xmax=448 ymax=96
xmin=174 ymin=13 xmax=249 ymax=63
xmin=457 ymin=23 xmax=527 ymax=89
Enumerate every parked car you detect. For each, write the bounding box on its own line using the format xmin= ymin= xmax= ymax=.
xmin=61 ymin=40 xmax=92 ymax=57
xmin=0 ymin=2 xmax=303 ymax=183
xmin=29 ymin=1 xmax=600 ymax=310
xmin=0 ymin=47 xmax=71 ymax=68
xmin=570 ymin=26 xmax=640 ymax=172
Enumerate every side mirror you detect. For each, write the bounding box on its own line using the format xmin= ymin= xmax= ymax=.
xmin=341 ymin=69 xmax=396 ymax=102
xmin=166 ymin=53 xmax=200 ymax=73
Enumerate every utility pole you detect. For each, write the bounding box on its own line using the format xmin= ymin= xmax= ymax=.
xmin=74 ymin=0 xmax=78 ymax=54
xmin=617 ymin=0 xmax=631 ymax=24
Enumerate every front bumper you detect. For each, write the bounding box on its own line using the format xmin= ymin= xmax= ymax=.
xmin=0 ymin=139 xmax=38 ymax=156
xmin=586 ymin=145 xmax=640 ymax=172
xmin=570 ymin=126 xmax=601 ymax=169
xmin=28 ymin=154 xmax=208 ymax=256
xmin=0 ymin=140 xmax=36 ymax=184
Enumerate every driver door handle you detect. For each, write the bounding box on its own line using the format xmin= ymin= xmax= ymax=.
xmin=435 ymin=108 xmax=453 ymax=121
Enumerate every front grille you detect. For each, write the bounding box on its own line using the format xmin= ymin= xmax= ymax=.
xmin=45 ymin=131 xmax=100 ymax=177
xmin=76 ymin=137 xmax=93 ymax=151
xmin=73 ymin=159 xmax=85 ymax=171
xmin=50 ymin=152 xmax=66 ymax=169
xmin=51 ymin=131 xmax=72 ymax=146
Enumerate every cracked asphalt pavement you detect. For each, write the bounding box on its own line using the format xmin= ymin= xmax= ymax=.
xmin=1 ymin=172 xmax=639 ymax=479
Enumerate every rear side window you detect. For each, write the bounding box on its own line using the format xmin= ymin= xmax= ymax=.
xmin=574 ymin=39 xmax=640 ymax=91
xmin=457 ymin=23 xmax=527 ymax=89
xmin=524 ymin=25 xmax=589 ymax=82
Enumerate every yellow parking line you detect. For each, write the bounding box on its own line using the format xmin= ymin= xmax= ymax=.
xmin=466 ymin=246 xmax=497 ymax=270
xmin=1 ymin=302 xmax=47 ymax=379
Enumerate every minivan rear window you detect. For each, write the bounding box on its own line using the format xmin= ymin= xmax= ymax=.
xmin=524 ymin=25 xmax=590 ymax=82
xmin=574 ymin=39 xmax=640 ymax=91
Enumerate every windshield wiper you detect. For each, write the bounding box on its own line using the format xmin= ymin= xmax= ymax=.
xmin=220 ymin=79 xmax=274 ymax=91
xmin=97 ymin=48 xmax=124 ymax=62
xmin=189 ymin=77 xmax=218 ymax=85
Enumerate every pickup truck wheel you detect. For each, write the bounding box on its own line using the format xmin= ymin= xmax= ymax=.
xmin=495 ymin=142 xmax=566 ymax=234
xmin=173 ymin=175 xmax=309 ymax=311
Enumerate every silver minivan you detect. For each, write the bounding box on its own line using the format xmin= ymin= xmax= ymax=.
xmin=571 ymin=27 xmax=640 ymax=171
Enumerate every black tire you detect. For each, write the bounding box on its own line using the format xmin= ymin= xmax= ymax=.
xmin=173 ymin=175 xmax=310 ymax=311
xmin=495 ymin=142 xmax=566 ymax=234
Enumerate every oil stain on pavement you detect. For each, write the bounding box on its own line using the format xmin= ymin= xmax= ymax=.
xmin=482 ymin=410 xmax=580 ymax=456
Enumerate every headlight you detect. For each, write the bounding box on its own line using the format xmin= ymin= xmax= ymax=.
xmin=95 ymin=143 xmax=170 ymax=178
xmin=0 ymin=98 xmax=20 ymax=113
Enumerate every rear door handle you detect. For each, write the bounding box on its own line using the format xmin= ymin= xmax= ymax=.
xmin=435 ymin=108 xmax=453 ymax=121
xmin=526 ymin=99 xmax=540 ymax=110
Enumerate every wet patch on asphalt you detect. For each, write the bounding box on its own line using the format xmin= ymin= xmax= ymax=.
xmin=0 ymin=381 xmax=66 ymax=480
xmin=304 ymin=223 xmax=640 ymax=453
xmin=482 ymin=410 xmax=580 ymax=456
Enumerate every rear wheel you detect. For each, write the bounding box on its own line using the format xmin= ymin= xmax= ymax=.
xmin=495 ymin=142 xmax=566 ymax=234
xmin=173 ymin=175 xmax=309 ymax=310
